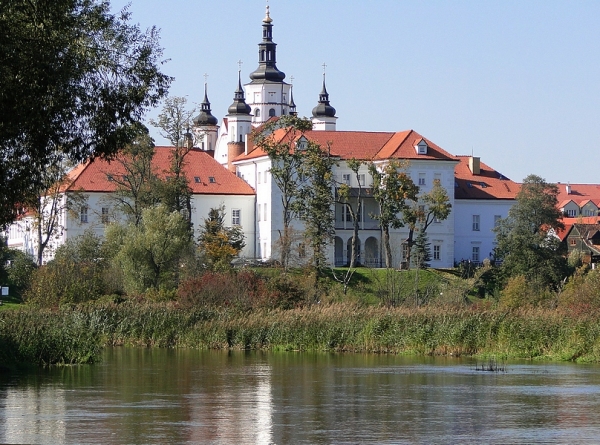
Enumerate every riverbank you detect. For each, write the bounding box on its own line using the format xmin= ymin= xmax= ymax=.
xmin=2 ymin=301 xmax=599 ymax=366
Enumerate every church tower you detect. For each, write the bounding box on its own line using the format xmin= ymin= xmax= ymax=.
xmin=312 ymin=73 xmax=337 ymax=131
xmin=245 ymin=5 xmax=291 ymax=125
xmin=226 ymin=71 xmax=252 ymax=172
xmin=192 ymin=83 xmax=219 ymax=151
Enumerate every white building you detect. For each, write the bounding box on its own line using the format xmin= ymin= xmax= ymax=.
xmin=5 ymin=5 xmax=521 ymax=268
xmin=5 ymin=148 xmax=256 ymax=263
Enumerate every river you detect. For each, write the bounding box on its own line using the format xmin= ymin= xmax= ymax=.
xmin=1 ymin=348 xmax=600 ymax=444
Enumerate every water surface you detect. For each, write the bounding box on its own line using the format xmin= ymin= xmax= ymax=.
xmin=1 ymin=348 xmax=600 ymax=444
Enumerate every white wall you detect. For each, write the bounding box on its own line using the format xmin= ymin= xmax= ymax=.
xmin=454 ymin=199 xmax=514 ymax=264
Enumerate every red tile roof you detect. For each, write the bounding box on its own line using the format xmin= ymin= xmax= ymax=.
xmin=555 ymin=183 xmax=600 ymax=206
xmin=67 ymin=147 xmax=254 ymax=195
xmin=234 ymin=128 xmax=458 ymax=163
xmin=454 ymin=156 xmax=520 ymax=200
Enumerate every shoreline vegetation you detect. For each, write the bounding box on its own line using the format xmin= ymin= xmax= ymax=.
xmin=2 ymin=298 xmax=600 ymax=367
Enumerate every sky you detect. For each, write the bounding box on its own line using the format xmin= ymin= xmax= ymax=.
xmin=109 ymin=0 xmax=600 ymax=184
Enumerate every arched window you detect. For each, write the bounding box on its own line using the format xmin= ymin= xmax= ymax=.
xmin=255 ymin=108 xmax=260 ymax=118
xmin=269 ymin=108 xmax=276 ymax=117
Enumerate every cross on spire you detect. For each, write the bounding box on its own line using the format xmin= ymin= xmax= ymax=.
xmin=203 ymin=73 xmax=208 ymax=83
xmin=238 ymin=60 xmax=243 ymax=71
xmin=322 ymin=62 xmax=327 ymax=75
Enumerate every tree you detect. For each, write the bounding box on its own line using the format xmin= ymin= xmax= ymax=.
xmin=494 ymin=174 xmax=568 ymax=290
xmin=25 ymin=230 xmax=106 ymax=306
xmin=151 ymin=96 xmax=197 ymax=225
xmin=108 ymin=132 xmax=160 ymax=226
xmin=27 ymin=157 xmax=86 ymax=265
xmin=198 ymin=206 xmax=246 ymax=270
xmin=336 ymin=158 xmax=364 ymax=268
xmin=108 ymin=205 xmax=194 ymax=293
xmin=403 ymin=179 xmax=452 ymax=269
xmin=252 ymin=115 xmax=312 ymax=269
xmin=368 ymin=161 xmax=419 ymax=268
xmin=297 ymin=141 xmax=336 ymax=272
xmin=412 ymin=229 xmax=431 ymax=269
xmin=0 ymin=0 xmax=171 ymax=226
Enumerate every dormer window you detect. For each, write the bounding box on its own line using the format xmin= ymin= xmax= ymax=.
xmin=194 ymin=176 xmax=201 ymax=183
xmin=296 ymin=136 xmax=308 ymax=151
xmin=414 ymin=139 xmax=428 ymax=155
xmin=209 ymin=177 xmax=216 ymax=183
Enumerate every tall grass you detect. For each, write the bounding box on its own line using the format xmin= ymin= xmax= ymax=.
xmin=3 ymin=301 xmax=600 ymax=366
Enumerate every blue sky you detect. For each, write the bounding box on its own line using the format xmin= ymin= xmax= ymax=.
xmin=110 ymin=0 xmax=600 ymax=184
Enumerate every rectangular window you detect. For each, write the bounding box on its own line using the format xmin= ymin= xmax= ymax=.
xmin=101 ymin=207 xmax=109 ymax=224
xmin=569 ymin=238 xmax=577 ymax=246
xmin=257 ymin=172 xmax=261 ymax=184
xmin=472 ymin=246 xmax=480 ymax=262
xmin=344 ymin=205 xmax=353 ymax=222
xmin=80 ymin=206 xmax=88 ymax=224
xmin=433 ymin=245 xmax=441 ymax=261
xmin=494 ymin=215 xmax=502 ymax=227
xmin=418 ymin=173 xmax=426 ymax=186
xmin=258 ymin=204 xmax=262 ymax=222
xmin=566 ymin=209 xmax=577 ymax=217
xmin=358 ymin=174 xmax=365 ymax=186
xmin=584 ymin=209 xmax=595 ymax=217
xmin=298 ymin=243 xmax=306 ymax=258
xmin=264 ymin=203 xmax=267 ymax=221
xmin=472 ymin=215 xmax=480 ymax=231
xmin=263 ymin=242 xmax=267 ymax=258
xmin=342 ymin=174 xmax=351 ymax=185
xmin=232 ymin=209 xmax=241 ymax=225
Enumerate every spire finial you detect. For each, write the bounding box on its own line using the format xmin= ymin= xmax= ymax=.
xmin=264 ymin=2 xmax=272 ymax=23
xmin=203 ymin=73 xmax=208 ymax=83
xmin=238 ymin=60 xmax=243 ymax=71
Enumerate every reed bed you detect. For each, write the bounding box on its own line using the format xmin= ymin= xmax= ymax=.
xmin=3 ymin=302 xmax=600 ymax=366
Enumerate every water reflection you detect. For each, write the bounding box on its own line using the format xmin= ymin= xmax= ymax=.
xmin=1 ymin=350 xmax=600 ymax=444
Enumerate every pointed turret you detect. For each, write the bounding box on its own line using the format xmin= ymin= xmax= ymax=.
xmin=192 ymin=83 xmax=219 ymax=151
xmin=193 ymin=83 xmax=218 ymax=127
xmin=249 ymin=5 xmax=286 ymax=83
xmin=288 ymin=85 xmax=297 ymax=116
xmin=245 ymin=5 xmax=291 ymax=125
xmin=227 ymin=70 xmax=253 ymax=147
xmin=312 ymin=73 xmax=337 ymax=131
xmin=228 ymin=71 xmax=252 ymax=116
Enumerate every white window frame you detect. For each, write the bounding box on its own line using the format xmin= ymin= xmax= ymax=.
xmin=342 ymin=173 xmax=351 ymax=185
xmin=472 ymin=246 xmax=480 ymax=262
xmin=80 ymin=206 xmax=88 ymax=224
xmin=472 ymin=215 xmax=480 ymax=231
xmin=232 ymin=209 xmax=241 ymax=226
xmin=418 ymin=173 xmax=426 ymax=186
xmin=433 ymin=245 xmax=441 ymax=261
xmin=101 ymin=207 xmax=109 ymax=224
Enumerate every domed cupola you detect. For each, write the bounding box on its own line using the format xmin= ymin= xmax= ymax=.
xmin=193 ymin=83 xmax=218 ymax=126
xmin=312 ymin=74 xmax=336 ymax=118
xmin=228 ymin=71 xmax=252 ymax=115
xmin=248 ymin=5 xmax=286 ymax=83
xmin=312 ymin=72 xmax=337 ymax=131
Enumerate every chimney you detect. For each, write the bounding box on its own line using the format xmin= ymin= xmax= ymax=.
xmin=566 ymin=183 xmax=571 ymax=195
xmin=469 ymin=156 xmax=480 ymax=175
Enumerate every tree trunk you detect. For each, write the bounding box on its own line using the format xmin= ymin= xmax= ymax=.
xmin=382 ymin=225 xmax=392 ymax=268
